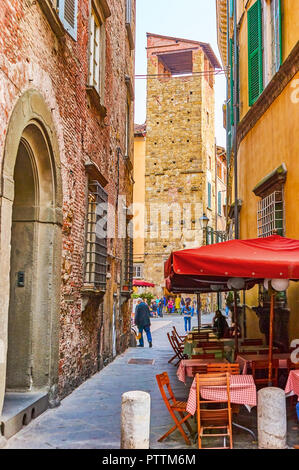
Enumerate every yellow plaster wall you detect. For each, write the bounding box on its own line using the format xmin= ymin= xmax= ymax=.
xmin=238 ymin=72 xmax=299 ymax=341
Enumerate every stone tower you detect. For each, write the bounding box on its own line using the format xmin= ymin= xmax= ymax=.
xmin=144 ymin=33 xmax=220 ymax=294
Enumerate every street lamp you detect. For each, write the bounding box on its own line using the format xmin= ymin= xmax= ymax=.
xmin=199 ymin=212 xmax=210 ymax=245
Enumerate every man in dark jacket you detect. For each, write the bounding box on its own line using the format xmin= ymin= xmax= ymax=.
xmin=134 ymin=298 xmax=152 ymax=348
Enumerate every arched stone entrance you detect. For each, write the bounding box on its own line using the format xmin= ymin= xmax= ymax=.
xmin=0 ymin=90 xmax=63 ymax=429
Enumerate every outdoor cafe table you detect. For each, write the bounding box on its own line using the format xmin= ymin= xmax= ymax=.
xmin=285 ymin=370 xmax=299 ymax=401
xmin=186 ymin=374 xmax=257 ymax=415
xmin=237 ymin=353 xmax=290 ymax=374
xmin=177 ymin=358 xmax=228 ymax=384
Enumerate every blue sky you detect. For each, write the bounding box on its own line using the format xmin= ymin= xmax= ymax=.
xmin=134 ymin=0 xmax=226 ymax=147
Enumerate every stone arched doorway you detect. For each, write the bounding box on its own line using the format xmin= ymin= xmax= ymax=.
xmin=0 ymin=91 xmax=62 ymax=435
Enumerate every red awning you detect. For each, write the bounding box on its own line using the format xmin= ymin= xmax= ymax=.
xmin=133 ymin=279 xmax=155 ymax=287
xmin=164 ymin=235 xmax=299 ymax=293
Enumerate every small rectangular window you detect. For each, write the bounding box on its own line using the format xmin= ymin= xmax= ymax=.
xmin=125 ymin=101 xmax=130 ymax=157
xmin=88 ymin=8 xmax=102 ymax=95
xmin=126 ymin=0 xmax=132 ymax=24
xmin=85 ymin=181 xmax=108 ymax=290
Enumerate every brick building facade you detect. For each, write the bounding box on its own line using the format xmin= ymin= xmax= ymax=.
xmin=0 ymin=0 xmax=135 ymax=437
xmin=144 ymin=34 xmax=220 ymax=295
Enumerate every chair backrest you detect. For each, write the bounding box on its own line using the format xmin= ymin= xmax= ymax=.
xmin=207 ymin=363 xmax=240 ymax=375
xmin=193 ymin=334 xmax=209 ymax=341
xmin=172 ymin=327 xmax=182 ymax=343
xmin=156 ymin=372 xmax=177 ymax=408
xmin=167 ymin=332 xmax=178 ymax=353
xmin=241 ymin=338 xmax=263 ymax=346
xmin=197 ymin=342 xmax=224 ymax=349
xmin=251 ymin=359 xmax=279 ymax=383
xmin=191 ymin=364 xmax=208 ymax=376
xmin=287 ymin=358 xmax=299 ymax=371
xmin=191 ymin=353 xmax=216 ymax=359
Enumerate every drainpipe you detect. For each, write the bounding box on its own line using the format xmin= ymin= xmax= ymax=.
xmin=233 ymin=0 xmax=239 ymax=239
xmin=226 ymin=0 xmax=230 ymax=238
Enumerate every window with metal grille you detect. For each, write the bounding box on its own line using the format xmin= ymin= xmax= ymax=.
xmin=85 ymin=181 xmax=108 ymax=290
xmin=124 ymin=224 xmax=133 ymax=289
xmin=257 ymin=190 xmax=284 ymax=238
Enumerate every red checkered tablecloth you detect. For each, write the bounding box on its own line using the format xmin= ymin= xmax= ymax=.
xmin=285 ymin=370 xmax=299 ymax=401
xmin=186 ymin=374 xmax=257 ymax=415
xmin=237 ymin=354 xmax=290 ymax=375
xmin=177 ymin=358 xmax=228 ymax=384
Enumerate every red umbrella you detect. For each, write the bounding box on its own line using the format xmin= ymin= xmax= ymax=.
xmin=164 ymin=235 xmax=299 ymax=385
xmin=133 ymin=279 xmax=155 ymax=287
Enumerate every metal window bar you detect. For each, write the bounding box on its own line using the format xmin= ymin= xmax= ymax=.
xmin=257 ymin=190 xmax=284 ymax=238
xmin=85 ymin=181 xmax=108 ymax=290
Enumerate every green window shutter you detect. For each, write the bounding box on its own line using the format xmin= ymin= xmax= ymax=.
xmin=208 ymin=183 xmax=212 ymax=209
xmin=230 ymin=39 xmax=234 ymax=126
xmin=218 ymin=192 xmax=222 ymax=216
xmin=248 ymin=0 xmax=263 ymax=106
xmin=230 ymin=0 xmax=234 ymax=18
xmin=58 ymin=0 xmax=78 ymax=40
xmin=274 ymin=0 xmax=282 ymax=71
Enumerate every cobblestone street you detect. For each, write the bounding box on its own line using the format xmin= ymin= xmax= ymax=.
xmin=3 ymin=315 xmax=298 ymax=449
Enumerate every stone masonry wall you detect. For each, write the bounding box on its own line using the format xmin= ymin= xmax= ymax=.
xmin=144 ymin=35 xmax=216 ymax=294
xmin=0 ymin=0 xmax=135 ymax=399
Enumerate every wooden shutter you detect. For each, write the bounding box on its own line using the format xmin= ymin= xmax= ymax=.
xmin=218 ymin=192 xmax=222 ymax=216
xmin=230 ymin=39 xmax=234 ymax=126
xmin=248 ymin=0 xmax=263 ymax=106
xmin=126 ymin=0 xmax=132 ymax=24
xmin=274 ymin=0 xmax=282 ymax=71
xmin=58 ymin=0 xmax=78 ymax=40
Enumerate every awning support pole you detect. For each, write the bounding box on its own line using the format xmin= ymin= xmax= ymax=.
xmin=197 ymin=293 xmax=201 ymax=331
xmin=268 ymin=292 xmax=275 ymax=386
xmin=234 ymin=291 xmax=239 ymax=360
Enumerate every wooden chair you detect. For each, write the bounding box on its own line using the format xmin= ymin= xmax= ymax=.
xmin=195 ymin=372 xmax=233 ymax=449
xmin=193 ymin=333 xmax=209 ymax=341
xmin=190 ymin=364 xmax=208 ymax=376
xmin=192 ymin=353 xmax=216 ymax=359
xmin=197 ymin=342 xmax=224 ymax=349
xmin=207 ymin=363 xmax=240 ymax=375
xmin=251 ymin=359 xmax=279 ymax=387
xmin=156 ymin=372 xmax=193 ymax=445
xmin=287 ymin=358 xmax=299 ymax=372
xmin=241 ymin=350 xmax=259 ymax=355
xmin=240 ymin=339 xmax=263 ymax=346
xmin=167 ymin=332 xmax=185 ymax=365
xmin=172 ymin=326 xmax=186 ymax=342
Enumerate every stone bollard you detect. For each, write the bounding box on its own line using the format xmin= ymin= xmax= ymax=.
xmin=121 ymin=391 xmax=150 ymax=449
xmin=258 ymin=387 xmax=287 ymax=449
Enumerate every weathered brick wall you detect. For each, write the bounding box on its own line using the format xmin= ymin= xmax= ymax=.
xmin=0 ymin=0 xmax=135 ymax=399
xmin=144 ymin=35 xmax=216 ymax=293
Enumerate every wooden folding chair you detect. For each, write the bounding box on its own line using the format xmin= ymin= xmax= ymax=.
xmin=156 ymin=372 xmax=193 ymax=445
xmin=173 ymin=326 xmax=186 ymax=342
xmin=167 ymin=333 xmax=186 ymax=366
xmin=196 ymin=372 xmax=233 ymax=449
xmin=251 ymin=359 xmax=279 ymax=387
xmin=190 ymin=364 xmax=208 ymax=376
xmin=192 ymin=353 xmax=216 ymax=359
xmin=207 ymin=363 xmax=240 ymax=375
xmin=240 ymin=338 xmax=263 ymax=346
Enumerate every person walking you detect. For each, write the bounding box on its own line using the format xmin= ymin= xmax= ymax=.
xmin=182 ymin=299 xmax=193 ymax=333
xmin=175 ymin=296 xmax=181 ymax=314
xmin=134 ymin=298 xmax=153 ymax=348
xmin=180 ymin=297 xmax=185 ymax=315
xmin=157 ymin=298 xmax=163 ymax=317
xmin=167 ymin=298 xmax=174 ymax=314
